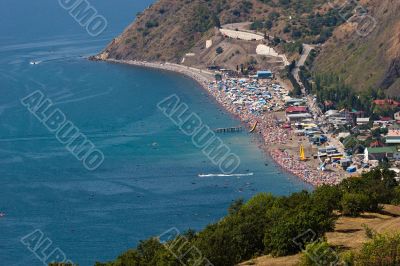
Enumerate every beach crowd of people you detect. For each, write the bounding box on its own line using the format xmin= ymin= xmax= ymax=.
xmin=204 ymin=75 xmax=343 ymax=186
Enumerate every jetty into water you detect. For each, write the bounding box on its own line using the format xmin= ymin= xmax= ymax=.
xmin=214 ymin=126 xmax=243 ymax=133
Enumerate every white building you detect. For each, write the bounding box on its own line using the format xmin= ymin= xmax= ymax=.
xmin=357 ymin=117 xmax=370 ymax=126
xmin=287 ymin=113 xmax=312 ymax=123
xmin=386 ymin=129 xmax=400 ymax=144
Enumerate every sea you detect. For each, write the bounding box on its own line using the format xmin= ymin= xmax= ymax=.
xmin=0 ymin=0 xmax=312 ymax=265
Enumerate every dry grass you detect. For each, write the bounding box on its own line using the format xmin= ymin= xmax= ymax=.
xmin=239 ymin=254 xmax=301 ymax=266
xmin=239 ymin=205 xmax=400 ymax=266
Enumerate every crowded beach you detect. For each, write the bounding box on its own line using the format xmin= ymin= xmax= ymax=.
xmin=105 ymin=59 xmax=347 ymax=186
xmin=203 ymin=71 xmax=346 ymax=186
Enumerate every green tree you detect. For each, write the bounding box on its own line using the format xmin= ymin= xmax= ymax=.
xmin=340 ymin=193 xmax=369 ymax=217
xmin=264 ymin=192 xmax=336 ymax=256
xmin=312 ymin=185 xmax=343 ymax=212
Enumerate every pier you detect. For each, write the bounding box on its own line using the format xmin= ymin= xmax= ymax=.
xmin=214 ymin=126 xmax=243 ymax=133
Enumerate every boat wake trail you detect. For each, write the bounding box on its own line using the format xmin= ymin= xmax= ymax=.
xmin=198 ymin=173 xmax=254 ymax=178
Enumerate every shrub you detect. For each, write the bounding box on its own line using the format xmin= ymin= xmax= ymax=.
xmin=299 ymin=241 xmax=339 ymax=266
xmin=340 ymin=193 xmax=370 ymax=217
xmin=340 ymin=251 xmax=355 ymax=266
xmin=362 ymin=224 xmax=376 ymax=239
xmin=356 ymin=233 xmax=400 ymax=264
xmin=391 ymin=186 xmax=400 ymax=205
xmin=145 ymin=20 xmax=159 ymax=28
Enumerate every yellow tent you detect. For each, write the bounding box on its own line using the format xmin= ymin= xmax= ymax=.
xmin=300 ymin=145 xmax=306 ymax=161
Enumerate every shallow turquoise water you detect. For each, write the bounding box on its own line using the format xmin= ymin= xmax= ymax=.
xmin=0 ymin=1 xmax=311 ymax=265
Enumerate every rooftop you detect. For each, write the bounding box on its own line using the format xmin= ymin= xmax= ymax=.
xmin=373 ymin=99 xmax=400 ymax=106
xmin=257 ymin=70 xmax=272 ymax=74
xmin=388 ymin=129 xmax=400 ymax=137
xmin=286 ymin=106 xmax=308 ymax=113
xmin=287 ymin=113 xmax=312 ymax=118
xmin=367 ymin=146 xmax=399 ymax=153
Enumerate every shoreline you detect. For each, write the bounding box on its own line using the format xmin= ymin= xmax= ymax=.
xmin=97 ymin=58 xmax=342 ymax=187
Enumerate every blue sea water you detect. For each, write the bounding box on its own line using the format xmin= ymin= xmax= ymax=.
xmin=0 ymin=1 xmax=312 ymax=265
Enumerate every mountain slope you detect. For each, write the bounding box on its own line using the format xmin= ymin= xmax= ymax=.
xmin=97 ymin=0 xmax=400 ymax=95
xmin=97 ymin=0 xmax=334 ymax=63
xmin=314 ymin=0 xmax=400 ymax=96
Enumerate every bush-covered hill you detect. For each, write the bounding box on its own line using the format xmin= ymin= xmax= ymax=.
xmin=98 ymin=0 xmax=400 ymax=96
xmin=91 ymin=168 xmax=400 ymax=266
xmin=97 ymin=0 xmax=337 ymax=62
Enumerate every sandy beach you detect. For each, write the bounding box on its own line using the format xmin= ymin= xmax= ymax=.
xmin=100 ymin=58 xmax=343 ymax=186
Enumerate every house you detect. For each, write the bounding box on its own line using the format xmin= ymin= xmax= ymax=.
xmin=287 ymin=113 xmax=312 ymax=123
xmin=356 ymin=117 xmax=370 ymax=126
xmin=257 ymin=70 xmax=273 ymax=79
xmin=351 ymin=110 xmax=366 ymax=119
xmin=325 ymin=109 xmax=339 ymax=117
xmin=373 ymin=99 xmax=400 ymax=108
xmin=286 ymin=106 xmax=308 ymax=114
xmin=364 ymin=146 xmax=400 ymax=162
xmin=370 ymin=140 xmax=385 ymax=148
xmin=325 ymin=110 xmax=353 ymax=127
xmin=285 ymin=98 xmax=307 ymax=107
xmin=386 ymin=129 xmax=400 ymax=144
xmin=373 ymin=117 xmax=395 ymax=127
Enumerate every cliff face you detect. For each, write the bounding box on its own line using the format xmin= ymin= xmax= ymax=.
xmin=314 ymin=0 xmax=400 ymax=96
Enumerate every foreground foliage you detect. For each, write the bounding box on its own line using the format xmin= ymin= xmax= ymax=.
xmin=299 ymin=241 xmax=339 ymax=266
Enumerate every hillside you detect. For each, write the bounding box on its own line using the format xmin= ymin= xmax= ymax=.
xmin=314 ymin=0 xmax=400 ymax=96
xmin=96 ymin=0 xmax=400 ymax=96
xmin=96 ymin=0 xmax=340 ymax=64
xmin=240 ymin=204 xmax=400 ymax=266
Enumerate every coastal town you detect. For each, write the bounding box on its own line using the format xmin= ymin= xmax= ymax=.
xmin=203 ymin=69 xmax=400 ymax=186
xmin=107 ymin=57 xmax=400 ymax=187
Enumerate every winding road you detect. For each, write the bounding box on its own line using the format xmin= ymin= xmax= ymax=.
xmin=292 ymin=43 xmax=314 ymax=94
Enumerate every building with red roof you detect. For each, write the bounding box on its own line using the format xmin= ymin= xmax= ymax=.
xmin=373 ymin=99 xmax=400 ymax=108
xmin=286 ymin=106 xmax=308 ymax=114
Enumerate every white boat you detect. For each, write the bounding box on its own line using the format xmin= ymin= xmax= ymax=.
xmin=29 ymin=61 xmax=41 ymax=65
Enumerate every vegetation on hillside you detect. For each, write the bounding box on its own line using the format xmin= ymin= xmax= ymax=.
xmin=313 ymin=0 xmax=400 ymax=96
xmin=90 ymin=168 xmax=400 ymax=266
xmin=99 ymin=0 xmax=347 ymax=63
xmin=300 ymin=232 xmax=400 ymax=265
xmin=253 ymin=0 xmax=355 ymax=43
